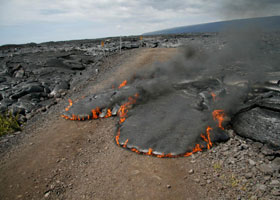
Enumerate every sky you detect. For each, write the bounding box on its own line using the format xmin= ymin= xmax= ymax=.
xmin=0 ymin=0 xmax=279 ymax=45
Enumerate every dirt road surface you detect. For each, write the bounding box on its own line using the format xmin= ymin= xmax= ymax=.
xmin=0 ymin=48 xmax=220 ymax=200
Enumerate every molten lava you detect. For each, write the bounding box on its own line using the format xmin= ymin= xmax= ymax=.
xmin=200 ymin=126 xmax=213 ymax=149
xmin=105 ymin=109 xmax=112 ymax=118
xmin=65 ymin=99 xmax=73 ymax=111
xmin=211 ymin=92 xmax=216 ymax=101
xmin=118 ymin=80 xmax=127 ymax=89
xmin=117 ymin=93 xmax=139 ymax=124
xmin=212 ymin=110 xmax=226 ymax=130
xmin=123 ymin=139 xmax=129 ymax=148
xmin=115 ymin=128 xmax=121 ymax=146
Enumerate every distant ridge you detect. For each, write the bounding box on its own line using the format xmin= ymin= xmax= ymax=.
xmin=144 ymin=16 xmax=280 ymax=35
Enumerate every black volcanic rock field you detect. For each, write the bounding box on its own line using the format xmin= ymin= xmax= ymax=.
xmin=0 ymin=37 xmax=154 ymax=121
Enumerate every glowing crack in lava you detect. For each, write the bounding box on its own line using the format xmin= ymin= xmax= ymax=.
xmin=118 ymin=80 xmax=127 ymax=89
xmin=62 ymin=78 xmax=228 ymax=158
xmin=212 ymin=110 xmax=226 ymax=130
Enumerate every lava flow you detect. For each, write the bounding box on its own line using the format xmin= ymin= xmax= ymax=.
xmin=117 ymin=93 xmax=139 ymax=124
xmin=200 ymin=126 xmax=213 ymax=149
xmin=62 ymin=81 xmax=227 ymax=158
xmin=118 ymin=80 xmax=127 ymax=89
xmin=117 ymin=125 xmax=217 ymax=158
xmin=65 ymin=99 xmax=73 ymax=111
xmin=211 ymin=92 xmax=217 ymax=101
xmin=61 ymin=103 xmax=112 ymax=121
xmin=212 ymin=110 xmax=226 ymax=130
xmin=115 ymin=99 xmax=226 ymax=158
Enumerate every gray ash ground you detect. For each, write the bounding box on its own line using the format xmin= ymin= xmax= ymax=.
xmin=0 ymin=33 xmax=280 ymax=199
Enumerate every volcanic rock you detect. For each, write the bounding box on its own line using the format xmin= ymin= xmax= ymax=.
xmin=50 ymin=81 xmax=70 ymax=97
xmin=63 ymin=85 xmax=138 ymax=119
xmin=257 ymin=163 xmax=276 ymax=175
xmin=233 ymin=107 xmax=280 ymax=150
xmin=248 ymin=159 xmax=256 ymax=166
xmin=10 ymin=100 xmax=38 ymax=115
xmin=14 ymin=68 xmax=25 ymax=78
xmin=10 ymin=105 xmax=25 ymax=115
xmin=0 ymin=76 xmax=7 ymax=83
xmin=272 ymin=189 xmax=280 ymax=196
xmin=99 ymin=109 xmax=108 ymax=118
xmin=111 ymin=105 xmax=120 ymax=116
xmin=261 ymin=144 xmax=275 ymax=156
xmin=270 ymin=180 xmax=280 ymax=185
xmin=10 ymin=83 xmax=45 ymax=100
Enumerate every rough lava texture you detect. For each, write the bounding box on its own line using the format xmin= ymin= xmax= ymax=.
xmin=233 ymin=107 xmax=280 ymax=150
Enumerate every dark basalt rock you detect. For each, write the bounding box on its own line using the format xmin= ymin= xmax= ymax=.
xmin=19 ymin=92 xmax=48 ymax=102
xmin=10 ymin=83 xmax=45 ymax=100
xmin=1 ymin=99 xmax=15 ymax=109
xmin=45 ymin=59 xmax=72 ymax=70
xmin=50 ymin=81 xmax=70 ymax=97
xmin=257 ymin=94 xmax=280 ymax=112
xmin=14 ymin=68 xmax=25 ymax=78
xmin=10 ymin=104 xmax=26 ymax=115
xmin=0 ymin=84 xmax=10 ymax=92
xmin=10 ymin=100 xmax=38 ymax=115
xmin=63 ymin=60 xmax=85 ymax=70
xmin=0 ymin=36 xmax=135 ymax=119
xmin=0 ymin=76 xmax=7 ymax=83
xmin=233 ymin=107 xmax=280 ymax=150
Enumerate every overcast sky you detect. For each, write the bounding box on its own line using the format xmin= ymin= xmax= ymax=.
xmin=0 ymin=0 xmax=279 ymax=45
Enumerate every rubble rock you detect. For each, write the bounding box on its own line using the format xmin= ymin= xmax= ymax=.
xmin=14 ymin=68 xmax=25 ymax=78
xmin=257 ymin=163 xmax=276 ymax=175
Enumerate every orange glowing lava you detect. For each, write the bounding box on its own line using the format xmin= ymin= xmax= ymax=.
xmin=200 ymin=126 xmax=213 ymax=149
xmin=211 ymin=92 xmax=216 ymax=101
xmin=115 ymin=128 xmax=121 ymax=146
xmin=118 ymin=80 xmax=127 ymax=89
xmin=92 ymin=107 xmax=101 ymax=119
xmin=104 ymin=109 xmax=112 ymax=118
xmin=117 ymin=93 xmax=139 ymax=124
xmin=65 ymin=99 xmax=73 ymax=111
xmin=123 ymin=139 xmax=129 ymax=148
xmin=212 ymin=110 xmax=226 ymax=130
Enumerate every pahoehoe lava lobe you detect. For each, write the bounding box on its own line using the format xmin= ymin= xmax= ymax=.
xmin=62 ymin=86 xmax=138 ymax=120
xmin=62 ymin=77 xmax=230 ymax=157
xmin=118 ymin=92 xmax=229 ymax=156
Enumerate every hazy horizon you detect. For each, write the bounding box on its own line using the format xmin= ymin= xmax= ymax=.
xmin=1 ymin=0 xmax=279 ymax=45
